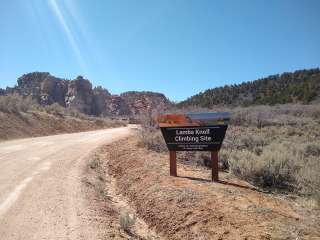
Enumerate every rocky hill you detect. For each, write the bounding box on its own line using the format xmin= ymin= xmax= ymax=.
xmin=178 ymin=68 xmax=320 ymax=108
xmin=1 ymin=72 xmax=171 ymax=117
xmin=121 ymin=91 xmax=169 ymax=115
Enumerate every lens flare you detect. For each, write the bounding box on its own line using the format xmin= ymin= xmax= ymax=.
xmin=48 ymin=0 xmax=86 ymax=71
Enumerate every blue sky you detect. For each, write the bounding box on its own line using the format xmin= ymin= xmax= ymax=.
xmin=0 ymin=0 xmax=319 ymax=101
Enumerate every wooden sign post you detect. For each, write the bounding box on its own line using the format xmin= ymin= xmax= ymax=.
xmin=169 ymin=150 xmax=177 ymax=177
xmin=168 ymin=151 xmax=219 ymax=181
xmin=211 ymin=151 xmax=219 ymax=182
xmin=157 ymin=112 xmax=230 ymax=182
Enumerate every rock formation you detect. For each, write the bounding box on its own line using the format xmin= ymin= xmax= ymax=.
xmin=1 ymin=72 xmax=171 ymax=118
xmin=121 ymin=91 xmax=170 ymax=116
xmin=92 ymin=86 xmax=111 ymax=116
xmin=15 ymin=72 xmax=68 ymax=106
xmin=65 ymin=76 xmax=93 ymax=115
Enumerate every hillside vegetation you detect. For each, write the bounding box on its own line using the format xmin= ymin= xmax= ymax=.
xmin=179 ymin=68 xmax=320 ymax=108
xmin=99 ymin=134 xmax=320 ymax=239
xmin=0 ymin=94 xmax=125 ymax=141
xmin=139 ymin=104 xmax=320 ymax=206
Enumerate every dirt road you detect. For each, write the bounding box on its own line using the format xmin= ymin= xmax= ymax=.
xmin=0 ymin=127 xmax=132 ymax=240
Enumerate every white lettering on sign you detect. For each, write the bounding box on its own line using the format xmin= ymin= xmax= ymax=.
xmin=174 ymin=135 xmax=213 ymax=143
xmin=175 ymin=136 xmax=199 ymax=143
xmin=176 ymin=129 xmax=210 ymax=136
xmin=176 ymin=129 xmax=194 ymax=135
xmin=195 ymin=129 xmax=210 ymax=135
xmin=200 ymin=136 xmax=212 ymax=141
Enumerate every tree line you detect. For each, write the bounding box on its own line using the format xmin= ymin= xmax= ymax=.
xmin=178 ymin=68 xmax=320 ymax=108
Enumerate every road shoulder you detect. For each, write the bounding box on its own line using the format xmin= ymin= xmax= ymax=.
xmin=96 ymin=137 xmax=320 ymax=240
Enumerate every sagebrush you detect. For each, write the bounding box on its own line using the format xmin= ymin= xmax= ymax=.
xmin=138 ymin=104 xmax=320 ymax=205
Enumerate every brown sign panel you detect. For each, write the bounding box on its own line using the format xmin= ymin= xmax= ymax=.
xmin=157 ymin=112 xmax=230 ymax=151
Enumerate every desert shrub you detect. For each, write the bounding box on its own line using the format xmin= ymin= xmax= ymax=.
xmin=234 ymin=134 xmax=266 ymax=151
xmin=224 ymin=131 xmax=320 ymax=201
xmin=43 ymin=103 xmax=90 ymax=119
xmin=44 ymin=103 xmax=67 ymax=116
xmin=228 ymin=150 xmax=257 ymax=179
xmin=119 ymin=212 xmax=136 ymax=232
xmin=0 ymin=94 xmax=39 ymax=113
xmin=275 ymin=104 xmax=320 ymax=119
xmin=138 ymin=106 xmax=166 ymax=128
xmin=303 ymin=142 xmax=320 ymax=157
xmin=255 ymin=146 xmax=299 ymax=189
xmin=231 ymin=106 xmax=272 ymax=128
xmin=66 ymin=107 xmax=87 ymax=119
xmin=138 ymin=128 xmax=167 ymax=153
xmin=230 ymin=104 xmax=317 ymax=128
xmin=219 ymin=149 xmax=231 ymax=170
xmin=89 ymin=157 xmax=100 ymax=170
xmin=199 ymin=150 xmax=230 ymax=170
xmin=138 ymin=103 xmax=320 ymax=203
xmin=179 ymin=151 xmax=211 ymax=167
xmin=94 ymin=119 xmax=106 ymax=127
xmin=229 ymin=143 xmax=300 ymax=189
xmin=296 ymin=157 xmax=320 ymax=206
xmin=137 ymin=106 xmax=169 ymax=152
xmin=194 ymin=152 xmax=210 ymax=167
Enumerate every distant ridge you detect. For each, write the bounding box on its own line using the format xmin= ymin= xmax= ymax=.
xmin=178 ymin=68 xmax=320 ymax=108
xmin=0 ymin=72 xmax=171 ymax=117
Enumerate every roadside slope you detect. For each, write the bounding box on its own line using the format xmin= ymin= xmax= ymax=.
xmin=0 ymin=111 xmax=125 ymax=141
xmin=99 ymin=137 xmax=320 ymax=240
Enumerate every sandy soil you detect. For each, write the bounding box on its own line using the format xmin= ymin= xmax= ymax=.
xmin=99 ymin=137 xmax=320 ymax=240
xmin=0 ymin=127 xmax=132 ymax=240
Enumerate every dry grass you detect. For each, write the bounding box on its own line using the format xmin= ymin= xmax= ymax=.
xmin=0 ymin=110 xmax=125 ymax=141
xmin=226 ymin=132 xmax=320 ymax=205
xmin=0 ymin=94 xmax=126 ymax=141
xmin=43 ymin=103 xmax=90 ymax=119
xmin=138 ymin=104 xmax=320 ymax=205
xmin=102 ymin=137 xmax=320 ymax=239
xmin=0 ymin=94 xmax=39 ymax=113
xmin=137 ymin=127 xmax=167 ymax=152
xmin=229 ymin=144 xmax=298 ymax=189
xmin=119 ymin=212 xmax=136 ymax=233
xmin=0 ymin=94 xmax=97 ymax=120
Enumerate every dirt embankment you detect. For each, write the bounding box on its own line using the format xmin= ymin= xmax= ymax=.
xmin=0 ymin=111 xmax=125 ymax=141
xmin=84 ymin=147 xmax=162 ymax=240
xmin=98 ymin=137 xmax=320 ymax=240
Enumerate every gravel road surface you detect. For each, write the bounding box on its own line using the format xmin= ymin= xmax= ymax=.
xmin=0 ymin=127 xmax=132 ymax=240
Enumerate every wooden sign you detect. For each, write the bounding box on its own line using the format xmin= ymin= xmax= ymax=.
xmin=160 ymin=125 xmax=228 ymax=151
xmin=157 ymin=112 xmax=230 ymax=181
